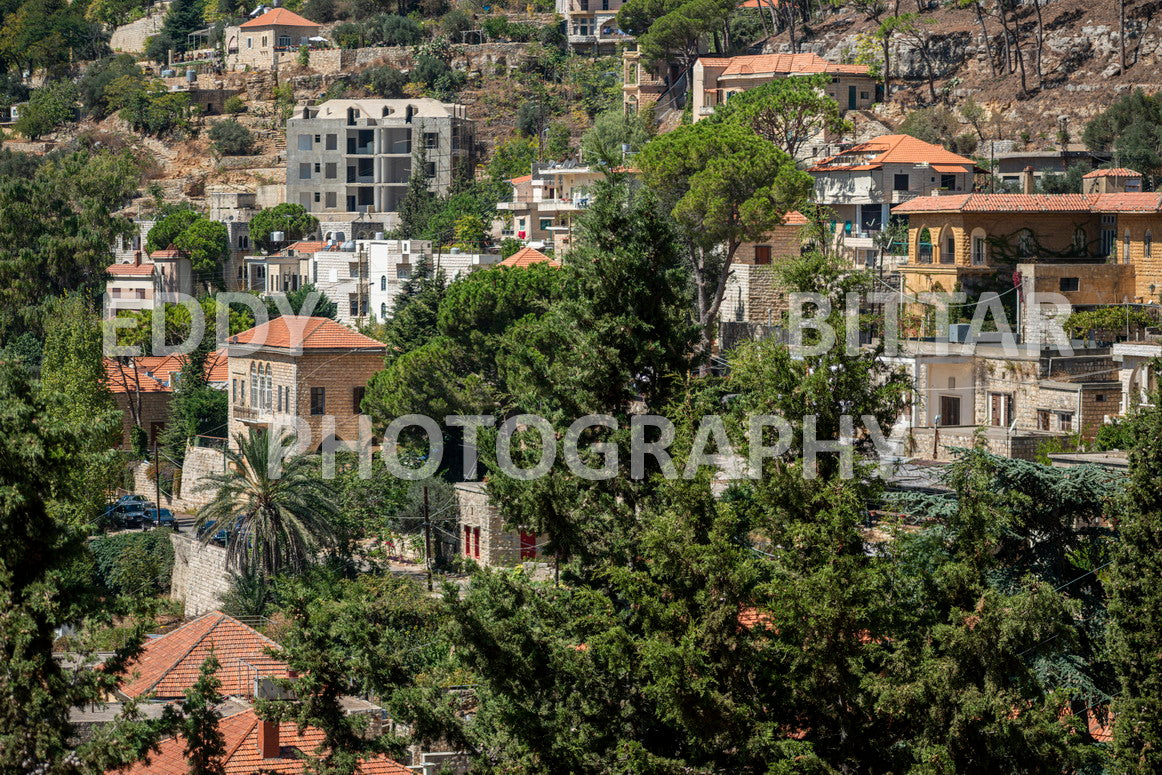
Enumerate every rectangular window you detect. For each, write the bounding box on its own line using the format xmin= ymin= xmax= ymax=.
xmin=1059 ymin=277 xmax=1080 ymax=292
xmin=111 ymin=287 xmax=121 ymax=298
xmin=753 ymin=245 xmax=772 ymax=265
xmin=1059 ymin=412 xmax=1074 ymax=432
xmin=313 ymin=192 xmax=321 ymax=203
xmin=940 ymin=174 xmax=956 ymax=190
xmin=972 ymin=236 xmax=986 ymax=265
xmin=313 ymin=162 xmax=321 ymax=174
xmin=310 ymin=387 xmax=325 ymax=415
xmin=246 ymin=37 xmax=252 ymax=49
xmin=539 ymin=218 xmax=553 ymax=231
xmin=349 ymin=295 xmax=359 ymax=316
xmin=352 ymin=386 xmax=365 ymax=414
xmin=893 ymin=174 xmax=909 ymax=191
xmin=325 ymin=191 xmax=337 ymax=208
xmin=277 ymin=385 xmax=282 ymax=412
xmin=325 ymin=133 xmax=337 ymax=150
xmin=325 ymin=162 xmax=337 ymax=179
xmin=1038 ymin=410 xmax=1051 ymax=431
xmin=299 ymin=163 xmax=311 ymax=180
xmin=424 ymin=132 xmax=439 ymax=148
xmin=297 ymin=134 xmax=312 ymax=151
xmin=232 ymin=379 xmax=237 ymax=402
xmin=425 ymin=161 xmax=436 ymax=178
xmin=135 ymin=288 xmax=146 ymax=299
xmin=942 ymin=236 xmax=956 ymax=264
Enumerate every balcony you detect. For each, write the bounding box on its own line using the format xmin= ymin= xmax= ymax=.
xmin=232 ymin=405 xmax=269 ymax=423
xmin=889 ymin=190 xmax=919 ymax=204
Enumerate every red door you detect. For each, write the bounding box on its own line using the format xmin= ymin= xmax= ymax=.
xmin=519 ymin=531 xmax=537 ymax=560
xmin=464 ymin=525 xmax=472 ymax=557
xmin=472 ymin=527 xmax=481 ymax=559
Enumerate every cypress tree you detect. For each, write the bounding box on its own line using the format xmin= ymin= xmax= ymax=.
xmin=1110 ymin=395 xmax=1162 ymax=772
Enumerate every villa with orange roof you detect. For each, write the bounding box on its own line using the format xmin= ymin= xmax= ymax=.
xmin=691 ymin=53 xmax=877 ymax=121
xmin=225 ymin=8 xmax=321 ymax=70
xmin=809 ymin=134 xmax=980 ymax=268
xmin=226 ymin=316 xmax=386 ymax=450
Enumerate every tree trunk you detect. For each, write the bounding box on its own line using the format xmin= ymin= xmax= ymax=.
xmin=1120 ymin=0 xmax=1128 ymax=73
xmin=1032 ymin=0 xmax=1044 ymax=88
xmin=973 ymin=0 xmax=996 ymax=78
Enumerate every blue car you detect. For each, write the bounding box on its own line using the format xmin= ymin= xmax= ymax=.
xmin=144 ymin=506 xmax=176 ymax=529
xmin=196 ymin=520 xmax=234 ymax=545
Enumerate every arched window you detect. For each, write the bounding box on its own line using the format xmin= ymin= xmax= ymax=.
xmin=971 ymin=228 xmax=988 ymax=265
xmin=380 ymin=303 xmax=388 ymax=319
xmin=939 ymin=226 xmax=955 ymax=264
xmin=1146 ymin=230 xmax=1153 ymax=258
xmin=918 ymin=228 xmax=933 ymax=263
xmin=380 ymin=275 xmax=387 ymax=291
xmin=1125 ymin=229 xmax=1132 ymax=264
xmin=250 ymin=363 xmax=257 ymax=406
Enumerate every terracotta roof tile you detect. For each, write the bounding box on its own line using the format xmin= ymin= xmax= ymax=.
xmin=205 ymin=348 xmax=229 ymax=383
xmin=108 ymin=262 xmax=155 ymax=277
xmin=782 ymin=210 xmax=808 ymax=226
xmin=103 ymin=360 xmax=171 ymax=394
xmin=508 ymin=174 xmax=533 ymax=184
xmin=894 ymin=192 xmax=1162 ymax=214
xmin=498 ymin=246 xmax=560 ymax=268
xmin=228 ymin=316 xmax=387 ymax=352
xmin=704 ymin=52 xmax=869 ymax=77
xmin=1083 ymin=167 xmax=1141 ymax=178
xmin=115 ymin=708 xmax=412 ymax=775
xmin=281 ymin=240 xmax=326 ymax=255
xmin=149 ymin=249 xmax=184 ymax=259
xmin=119 ymin=612 xmax=291 ymax=700
xmin=809 ymin=134 xmax=977 ymax=172
xmin=239 ymin=7 xmax=319 ymax=27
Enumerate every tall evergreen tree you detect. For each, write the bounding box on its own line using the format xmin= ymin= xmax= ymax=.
xmin=397 ymin=147 xmax=438 ymax=239
xmin=181 ymin=653 xmax=226 ymax=775
xmin=159 ymin=339 xmax=227 ymax=466
xmin=1110 ymin=395 xmax=1162 ymax=772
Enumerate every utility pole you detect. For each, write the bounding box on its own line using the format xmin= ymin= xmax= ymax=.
xmin=152 ymin=436 xmax=161 ymax=528
xmin=423 ymin=485 xmax=432 ymax=592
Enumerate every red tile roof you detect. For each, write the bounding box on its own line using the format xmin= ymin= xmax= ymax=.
xmin=205 ymin=348 xmax=229 ymax=382
xmin=498 ymin=246 xmax=561 ymax=268
xmin=239 ymin=7 xmax=319 ymax=27
xmin=809 ymin=134 xmax=977 ymax=172
xmin=703 ymin=52 xmax=870 ymax=77
xmin=149 ymin=249 xmax=184 ymax=259
xmin=1083 ymin=167 xmax=1141 ymax=178
xmin=508 ymin=174 xmax=533 ymax=185
xmin=108 ymin=262 xmax=155 ymax=277
xmin=782 ymin=210 xmax=808 ymax=226
xmin=894 ymin=192 xmax=1162 ymax=214
xmin=281 ymin=240 xmax=327 ymax=256
xmin=104 ymin=360 xmax=170 ymax=394
xmin=228 ymin=316 xmax=387 ymax=352
xmin=119 ymin=612 xmax=291 ymax=700
xmin=116 ymin=708 xmax=412 ymax=775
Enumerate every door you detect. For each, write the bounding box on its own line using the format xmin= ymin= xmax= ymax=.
xmin=990 ymin=393 xmax=1013 ymax=427
xmin=848 ymin=85 xmax=857 ymax=110
xmin=939 ymin=395 xmax=961 ymax=426
xmin=519 ymin=531 xmax=537 ymax=560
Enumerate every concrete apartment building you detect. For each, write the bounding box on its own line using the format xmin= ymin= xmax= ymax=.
xmin=225 ymin=8 xmax=321 ymax=70
xmin=809 ymin=134 xmax=978 ymax=268
xmin=285 ymin=98 xmax=474 ymax=225
xmin=556 ymin=0 xmax=629 ymax=53
xmin=105 ymin=250 xmax=193 ymax=318
xmin=496 ymin=162 xmax=608 ymax=251
xmin=225 ymin=316 xmax=386 ymax=450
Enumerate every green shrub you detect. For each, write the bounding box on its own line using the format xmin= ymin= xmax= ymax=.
xmin=209 ymin=118 xmax=255 ymax=155
xmin=89 ymin=530 xmax=175 ymax=599
xmin=223 ymin=94 xmax=246 ymax=115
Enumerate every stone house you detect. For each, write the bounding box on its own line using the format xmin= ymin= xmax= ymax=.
xmin=809 ymin=134 xmax=978 ymax=268
xmin=889 ymin=341 xmax=1122 ymax=460
xmin=690 ymin=53 xmax=877 ymax=122
xmin=1112 ymin=340 xmax=1161 ymax=415
xmin=225 ymin=8 xmax=321 ymax=70
xmin=105 ymin=248 xmax=194 ymax=318
xmin=893 ymin=179 xmax=1162 ymax=331
xmin=454 ymin=483 xmax=543 ymax=567
xmin=103 ymin=352 xmax=229 ymax=450
xmin=721 ymin=211 xmax=808 ymax=329
xmin=225 ymin=316 xmax=386 ymax=450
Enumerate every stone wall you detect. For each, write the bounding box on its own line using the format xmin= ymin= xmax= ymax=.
xmin=910 ymin=426 xmax=1051 ymax=461
xmin=110 ymin=3 xmax=169 ymax=54
xmin=177 ymin=445 xmax=227 ymax=510
xmin=453 ymin=482 xmax=542 ymax=567
xmin=170 ymin=532 xmax=230 ymax=617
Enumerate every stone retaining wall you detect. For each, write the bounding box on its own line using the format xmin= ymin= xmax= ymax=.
xmin=170 ymin=531 xmax=230 ymax=617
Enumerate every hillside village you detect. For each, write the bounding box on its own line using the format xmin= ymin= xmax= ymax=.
xmin=6 ymin=0 xmax=1162 ymax=772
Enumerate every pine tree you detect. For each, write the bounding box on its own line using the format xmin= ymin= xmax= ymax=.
xmin=159 ymin=339 xmax=227 ymax=466
xmin=1110 ymin=396 xmax=1162 ymax=772
xmin=181 ymin=653 xmax=226 ymax=775
xmin=158 ymin=0 xmax=205 ymax=54
xmin=396 ymin=147 xmax=437 ymax=239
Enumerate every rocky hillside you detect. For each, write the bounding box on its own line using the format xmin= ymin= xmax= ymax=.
xmin=772 ymin=0 xmax=1162 ymax=147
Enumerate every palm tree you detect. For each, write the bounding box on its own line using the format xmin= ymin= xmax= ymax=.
xmin=195 ymin=428 xmax=339 ymax=578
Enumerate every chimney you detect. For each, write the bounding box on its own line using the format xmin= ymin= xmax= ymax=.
xmin=1022 ymin=166 xmax=1035 ymax=195
xmin=258 ymin=718 xmax=280 ymax=759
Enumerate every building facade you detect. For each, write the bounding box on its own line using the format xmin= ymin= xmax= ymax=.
xmin=809 ymin=134 xmax=978 ymax=268
xmin=105 ymin=249 xmax=194 ymax=318
xmin=556 ymin=0 xmax=630 ymax=53
xmin=285 ymin=98 xmax=474 ymax=224
xmin=225 ymin=7 xmax=321 ymax=70
xmin=225 ymin=316 xmax=386 ymax=450
xmin=495 ymin=163 xmax=608 ymax=251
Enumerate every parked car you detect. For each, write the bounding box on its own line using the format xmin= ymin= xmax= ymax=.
xmin=196 ymin=520 xmax=233 ymax=545
xmin=115 ymin=494 xmax=148 ymax=507
xmin=112 ymin=502 xmax=146 ymax=528
xmin=144 ymin=506 xmax=176 ymax=529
